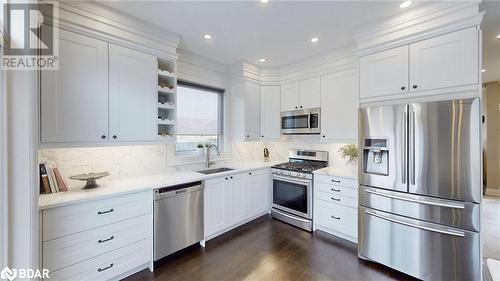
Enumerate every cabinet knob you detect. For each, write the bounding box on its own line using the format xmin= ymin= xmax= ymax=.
xmin=322 ymin=135 xmax=326 ymax=138
xmin=248 ymin=172 xmax=252 ymax=175
xmin=101 ymin=135 xmax=106 ymax=139
xmin=246 ymin=135 xmax=250 ymax=138
xmin=294 ymin=106 xmax=298 ymax=109
xmin=230 ymin=176 xmax=233 ymax=179
xmin=261 ymin=135 xmax=264 ymax=138
xmin=112 ymin=135 xmax=117 ymax=139
xmin=401 ymin=86 xmax=406 ymax=90
xmin=299 ymin=106 xmax=303 ymax=109
xmin=412 ymin=85 xmax=418 ymax=89
xmin=225 ymin=177 xmax=228 ymax=180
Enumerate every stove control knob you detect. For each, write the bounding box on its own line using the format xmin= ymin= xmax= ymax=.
xmin=301 ymin=173 xmax=306 ymax=178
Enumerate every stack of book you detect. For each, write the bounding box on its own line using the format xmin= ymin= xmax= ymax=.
xmin=39 ymin=163 xmax=68 ymax=194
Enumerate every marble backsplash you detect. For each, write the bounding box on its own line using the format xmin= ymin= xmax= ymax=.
xmin=40 ymin=136 xmax=358 ymax=189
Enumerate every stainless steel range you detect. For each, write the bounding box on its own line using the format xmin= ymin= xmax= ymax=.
xmin=271 ymin=149 xmax=328 ymax=231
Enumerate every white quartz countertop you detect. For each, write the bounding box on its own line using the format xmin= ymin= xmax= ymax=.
xmin=313 ymin=167 xmax=358 ymax=180
xmin=39 ymin=162 xmax=273 ymax=210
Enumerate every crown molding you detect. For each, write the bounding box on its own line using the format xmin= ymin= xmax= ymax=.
xmin=54 ymin=0 xmax=181 ymax=60
xmin=355 ymin=1 xmax=484 ymax=56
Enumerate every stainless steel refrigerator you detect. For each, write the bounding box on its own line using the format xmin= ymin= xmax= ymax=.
xmin=358 ymin=98 xmax=481 ymax=281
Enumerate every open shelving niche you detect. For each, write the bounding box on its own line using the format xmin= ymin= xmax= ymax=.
xmin=157 ymin=58 xmax=177 ymax=141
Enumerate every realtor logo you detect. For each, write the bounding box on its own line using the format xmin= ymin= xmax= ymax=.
xmin=2 ymin=2 xmax=59 ymax=70
xmin=0 ymin=267 xmax=16 ymax=281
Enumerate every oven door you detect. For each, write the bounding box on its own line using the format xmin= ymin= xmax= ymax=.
xmin=272 ymin=174 xmax=312 ymax=219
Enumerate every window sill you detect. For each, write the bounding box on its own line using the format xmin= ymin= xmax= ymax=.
xmin=166 ymin=146 xmax=231 ymax=167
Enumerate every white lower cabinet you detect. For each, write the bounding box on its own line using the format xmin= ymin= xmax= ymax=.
xmin=42 ymin=191 xmax=153 ymax=280
xmin=204 ymin=169 xmax=270 ymax=239
xmin=313 ymin=174 xmax=358 ymax=243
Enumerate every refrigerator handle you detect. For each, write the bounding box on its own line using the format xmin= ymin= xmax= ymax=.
xmin=410 ymin=108 xmax=416 ymax=186
xmin=402 ymin=111 xmax=407 ymax=184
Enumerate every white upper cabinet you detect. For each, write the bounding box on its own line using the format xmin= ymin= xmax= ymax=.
xmin=320 ymin=72 xmax=358 ymax=141
xmin=409 ymin=27 xmax=478 ymax=92
xmin=281 ymin=79 xmax=321 ymax=111
xmin=244 ymin=82 xmax=261 ymax=141
xmin=281 ymin=82 xmax=300 ymax=111
xmin=359 ymin=27 xmax=479 ymax=101
xmin=109 ymin=44 xmax=157 ymax=142
xmin=231 ymin=81 xmax=260 ymax=142
xmin=299 ymin=77 xmax=321 ymax=109
xmin=359 ymin=45 xmax=409 ymax=99
xmin=260 ymin=86 xmax=281 ymax=140
xmin=41 ymin=30 xmax=109 ymax=143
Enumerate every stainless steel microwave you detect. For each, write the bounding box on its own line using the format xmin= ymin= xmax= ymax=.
xmin=281 ymin=108 xmax=320 ymax=134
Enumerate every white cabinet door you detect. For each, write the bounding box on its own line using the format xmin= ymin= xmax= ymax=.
xmin=109 ymin=44 xmax=157 ymax=142
xmin=41 ymin=29 xmax=109 ymax=143
xmin=249 ymin=169 xmax=269 ymax=216
xmin=299 ymin=77 xmax=321 ymax=109
xmin=281 ymin=82 xmax=300 ymax=111
xmin=260 ymin=86 xmax=281 ymax=140
xmin=359 ymin=45 xmax=409 ymax=99
xmin=409 ymin=27 xmax=478 ymax=92
xmin=244 ymin=82 xmax=261 ymax=141
xmin=204 ymin=177 xmax=227 ymax=237
xmin=320 ymin=72 xmax=358 ymax=141
xmin=227 ymin=174 xmax=246 ymax=226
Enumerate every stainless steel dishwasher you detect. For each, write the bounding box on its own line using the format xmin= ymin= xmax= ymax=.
xmin=154 ymin=181 xmax=203 ymax=261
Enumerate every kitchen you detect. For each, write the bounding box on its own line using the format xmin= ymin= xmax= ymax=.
xmin=1 ymin=1 xmax=499 ymax=281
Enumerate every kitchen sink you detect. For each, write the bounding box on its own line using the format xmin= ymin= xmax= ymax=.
xmin=197 ymin=167 xmax=234 ymax=175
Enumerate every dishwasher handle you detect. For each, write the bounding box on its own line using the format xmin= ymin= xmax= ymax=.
xmin=155 ymin=181 xmax=203 ymax=200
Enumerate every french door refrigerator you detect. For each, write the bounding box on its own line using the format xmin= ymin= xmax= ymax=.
xmin=358 ymin=98 xmax=481 ymax=281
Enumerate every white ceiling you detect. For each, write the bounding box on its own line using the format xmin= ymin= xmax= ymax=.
xmin=481 ymin=1 xmax=500 ymax=83
xmin=99 ymin=1 xmax=404 ymax=67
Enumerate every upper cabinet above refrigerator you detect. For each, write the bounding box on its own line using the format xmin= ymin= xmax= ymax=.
xmin=359 ymin=27 xmax=480 ymax=103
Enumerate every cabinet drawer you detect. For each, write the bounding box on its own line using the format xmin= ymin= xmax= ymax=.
xmin=48 ymin=238 xmax=151 ymax=281
xmin=43 ymin=214 xmax=151 ymax=271
xmin=315 ymin=190 xmax=357 ymax=209
xmin=43 ymin=191 xmax=152 ymax=241
xmin=314 ymin=200 xmax=357 ymax=238
xmin=315 ymin=174 xmax=357 ymax=189
xmin=315 ymin=181 xmax=357 ymax=199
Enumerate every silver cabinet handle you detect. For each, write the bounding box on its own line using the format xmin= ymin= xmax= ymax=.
xmin=97 ymin=263 xmax=114 ymax=272
xmin=402 ymin=111 xmax=407 ymax=184
xmin=98 ymin=236 xmax=114 ymax=244
xmin=410 ymin=110 xmax=416 ymax=185
xmin=97 ymin=208 xmax=114 ymax=215
xmin=364 ymin=188 xmax=464 ymax=209
xmin=365 ymin=210 xmax=464 ymax=237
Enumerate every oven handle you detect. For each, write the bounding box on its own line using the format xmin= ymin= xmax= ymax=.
xmin=272 ymin=174 xmax=311 ymax=185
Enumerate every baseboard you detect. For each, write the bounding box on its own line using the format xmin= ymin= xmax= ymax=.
xmin=314 ymin=225 xmax=358 ymax=244
xmin=485 ymin=188 xmax=500 ymax=197
xmin=109 ymin=262 xmax=150 ymax=281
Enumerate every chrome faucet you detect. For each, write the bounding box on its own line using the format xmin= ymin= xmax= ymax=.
xmin=205 ymin=145 xmax=217 ymax=168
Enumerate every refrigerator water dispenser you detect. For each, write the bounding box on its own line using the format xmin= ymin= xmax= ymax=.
xmin=363 ymin=138 xmax=389 ymax=176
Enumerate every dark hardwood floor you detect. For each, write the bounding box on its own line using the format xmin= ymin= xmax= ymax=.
xmin=125 ymin=215 xmax=417 ymax=281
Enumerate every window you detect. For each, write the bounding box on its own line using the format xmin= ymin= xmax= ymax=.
xmin=175 ymin=81 xmax=224 ymax=156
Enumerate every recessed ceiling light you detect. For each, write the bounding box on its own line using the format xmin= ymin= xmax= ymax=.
xmin=311 ymin=37 xmax=319 ymax=43
xmin=482 ymin=69 xmax=486 ymax=73
xmin=259 ymin=58 xmax=267 ymax=63
xmin=497 ymin=34 xmax=500 ymax=39
xmin=203 ymin=34 xmax=212 ymax=40
xmin=260 ymin=0 xmax=269 ymax=3
xmin=400 ymin=0 xmax=412 ymax=8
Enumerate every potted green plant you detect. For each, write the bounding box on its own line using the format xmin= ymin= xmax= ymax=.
xmin=338 ymin=144 xmax=358 ymax=166
xmin=196 ymin=144 xmax=205 ymax=156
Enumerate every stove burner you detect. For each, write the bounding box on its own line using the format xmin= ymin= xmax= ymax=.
xmin=272 ymin=162 xmax=326 ymax=173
